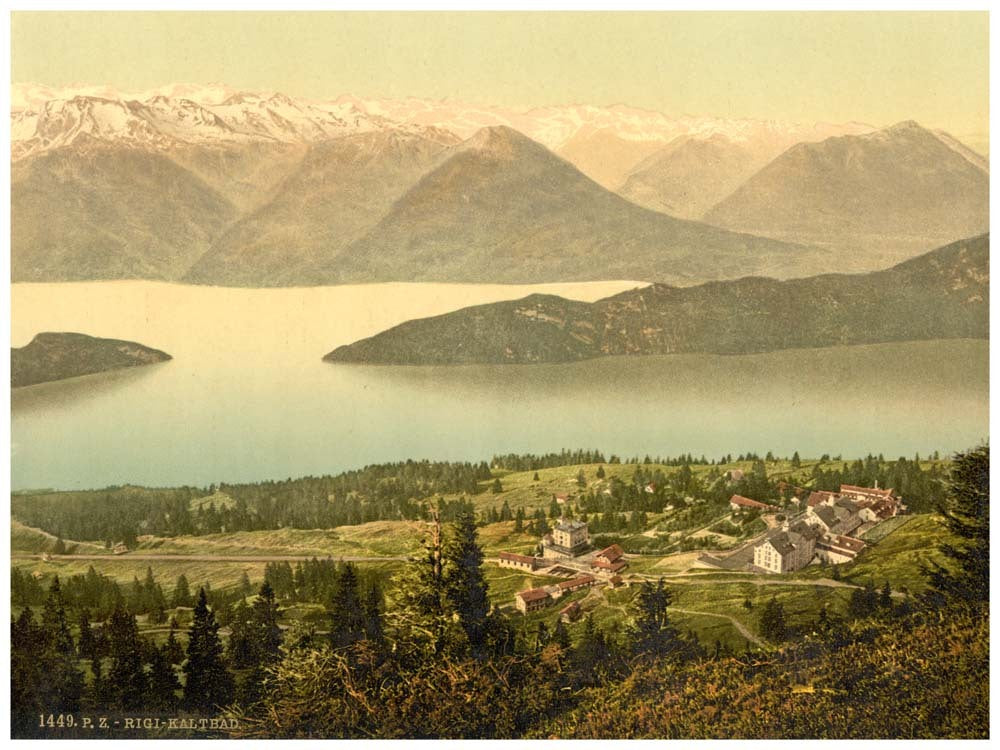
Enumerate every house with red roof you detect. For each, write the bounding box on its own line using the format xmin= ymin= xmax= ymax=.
xmin=729 ymin=494 xmax=773 ymax=512
xmin=515 ymin=588 xmax=552 ymax=614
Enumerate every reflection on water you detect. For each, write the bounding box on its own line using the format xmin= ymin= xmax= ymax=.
xmin=11 ymin=363 xmax=167 ymax=413
xmin=10 ymin=282 xmax=989 ymax=491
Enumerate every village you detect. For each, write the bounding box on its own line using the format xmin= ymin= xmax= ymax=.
xmin=502 ymin=481 xmax=907 ymax=620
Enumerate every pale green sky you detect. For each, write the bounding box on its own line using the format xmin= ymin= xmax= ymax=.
xmin=11 ymin=11 xmax=989 ymax=142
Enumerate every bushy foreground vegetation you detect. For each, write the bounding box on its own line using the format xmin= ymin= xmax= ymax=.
xmin=10 ymin=445 xmax=988 ymax=739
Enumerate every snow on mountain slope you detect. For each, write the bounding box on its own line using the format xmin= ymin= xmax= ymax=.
xmin=12 ymin=82 xmax=880 ymax=163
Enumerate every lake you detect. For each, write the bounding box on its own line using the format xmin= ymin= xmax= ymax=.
xmin=11 ymin=281 xmax=989 ymax=490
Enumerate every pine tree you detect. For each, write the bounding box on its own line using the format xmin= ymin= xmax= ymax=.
xmin=922 ymin=444 xmax=989 ymax=607
xmin=172 ymin=574 xmax=192 ymax=608
xmin=164 ymin=617 xmax=184 ymax=665
xmin=183 ymin=589 xmax=234 ymax=713
xmin=147 ymin=646 xmax=181 ymax=711
xmin=491 ymin=478 xmax=503 ymax=494
xmin=40 ymin=577 xmax=84 ymax=711
xmin=630 ymin=579 xmax=685 ymax=661
xmin=362 ymin=583 xmax=385 ymax=644
xmin=758 ymin=596 xmax=787 ymax=642
xmin=77 ymin=608 xmax=97 ymax=660
xmin=227 ymin=599 xmax=255 ymax=669
xmin=443 ymin=512 xmax=491 ymax=653
xmin=106 ymin=606 xmax=147 ymax=710
xmin=392 ymin=514 xmax=452 ymax=654
xmin=251 ymin=581 xmax=283 ymax=663
xmin=596 ymin=465 xmax=606 ymax=479
xmin=879 ymin=580 xmax=893 ymax=609
xmin=514 ymin=507 xmax=525 ymax=533
xmin=11 ymin=608 xmax=45 ymax=731
xmin=532 ymin=472 xmax=540 ymax=482
xmin=329 ymin=563 xmax=366 ymax=648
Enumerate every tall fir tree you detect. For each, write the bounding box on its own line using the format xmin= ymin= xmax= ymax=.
xmin=183 ymin=588 xmax=234 ymax=713
xmin=40 ymin=577 xmax=85 ymax=711
xmin=147 ymin=646 xmax=181 ymax=711
xmin=251 ymin=581 xmax=283 ymax=663
xmin=106 ymin=605 xmax=147 ymax=710
xmin=329 ymin=563 xmax=366 ymax=649
xmin=759 ymin=596 xmax=787 ymax=642
xmin=443 ymin=512 xmax=491 ymax=653
xmin=630 ymin=578 xmax=686 ymax=662
xmin=922 ymin=444 xmax=989 ymax=607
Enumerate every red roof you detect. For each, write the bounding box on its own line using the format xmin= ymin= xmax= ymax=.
xmin=559 ymin=575 xmax=596 ymax=590
xmin=592 ymin=559 xmax=628 ymax=572
xmin=516 ymin=588 xmax=551 ymax=603
xmin=729 ymin=494 xmax=772 ymax=510
xmin=807 ymin=491 xmax=837 ymax=507
xmin=596 ymin=543 xmax=624 ymax=562
xmin=817 ymin=534 xmax=866 ymax=556
xmin=499 ymin=552 xmax=538 ymax=565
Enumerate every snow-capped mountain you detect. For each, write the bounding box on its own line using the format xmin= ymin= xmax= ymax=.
xmin=332 ymin=93 xmax=875 ymax=150
xmin=11 ymin=84 xmax=428 ymax=160
xmin=11 ymin=82 xmax=876 ymax=168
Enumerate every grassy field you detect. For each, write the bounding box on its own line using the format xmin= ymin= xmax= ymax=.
xmin=11 ymin=456 xmax=953 ymax=659
xmin=11 ymin=520 xmax=107 ymax=555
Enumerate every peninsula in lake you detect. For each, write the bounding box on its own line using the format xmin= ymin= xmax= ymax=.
xmin=11 ymin=332 xmax=171 ymax=388
xmin=324 ymin=234 xmax=988 ymax=365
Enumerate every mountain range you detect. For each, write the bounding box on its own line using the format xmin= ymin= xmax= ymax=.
xmin=10 ymin=84 xmax=990 ymax=287
xmin=323 ymin=234 xmax=989 ymax=365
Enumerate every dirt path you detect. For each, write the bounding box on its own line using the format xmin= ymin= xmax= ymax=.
xmin=668 ymin=606 xmax=765 ymax=648
xmin=11 ymin=552 xmax=409 ymax=563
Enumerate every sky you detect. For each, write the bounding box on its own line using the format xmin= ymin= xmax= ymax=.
xmin=10 ymin=11 xmax=990 ymax=148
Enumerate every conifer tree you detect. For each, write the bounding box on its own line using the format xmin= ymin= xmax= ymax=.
xmin=106 ymin=605 xmax=147 ymax=710
xmin=164 ymin=617 xmax=184 ymax=665
xmin=147 ymin=646 xmax=181 ymax=711
xmin=11 ymin=608 xmax=44 ymax=731
xmin=759 ymin=596 xmax=787 ymax=642
xmin=329 ymin=563 xmax=366 ymax=648
xmin=443 ymin=512 xmax=491 ymax=653
xmin=40 ymin=577 xmax=84 ymax=710
xmin=227 ymin=599 xmax=255 ymax=669
xmin=362 ymin=583 xmax=385 ymax=644
xmin=172 ymin=574 xmax=192 ymax=608
xmin=77 ymin=608 xmax=97 ymax=660
xmin=630 ymin=578 xmax=685 ymax=661
xmin=183 ymin=589 xmax=234 ymax=713
xmin=922 ymin=444 xmax=989 ymax=607
xmin=251 ymin=581 xmax=283 ymax=662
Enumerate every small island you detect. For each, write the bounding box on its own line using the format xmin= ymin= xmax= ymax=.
xmin=11 ymin=332 xmax=172 ymax=388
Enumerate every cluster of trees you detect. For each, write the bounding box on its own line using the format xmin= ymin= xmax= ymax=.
xmin=809 ymin=455 xmax=948 ymax=513
xmin=12 ymin=460 xmax=493 ymax=544
xmin=243 ymin=443 xmax=989 ymax=739
xmin=11 ymin=453 xmax=951 ymax=552
xmin=10 ymin=445 xmax=985 ymax=738
xmin=12 ymin=580 xmax=234 ymax=737
xmin=13 ymin=566 xmax=170 ymax=621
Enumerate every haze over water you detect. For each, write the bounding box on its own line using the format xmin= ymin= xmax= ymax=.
xmin=11 ymin=281 xmax=988 ymax=491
